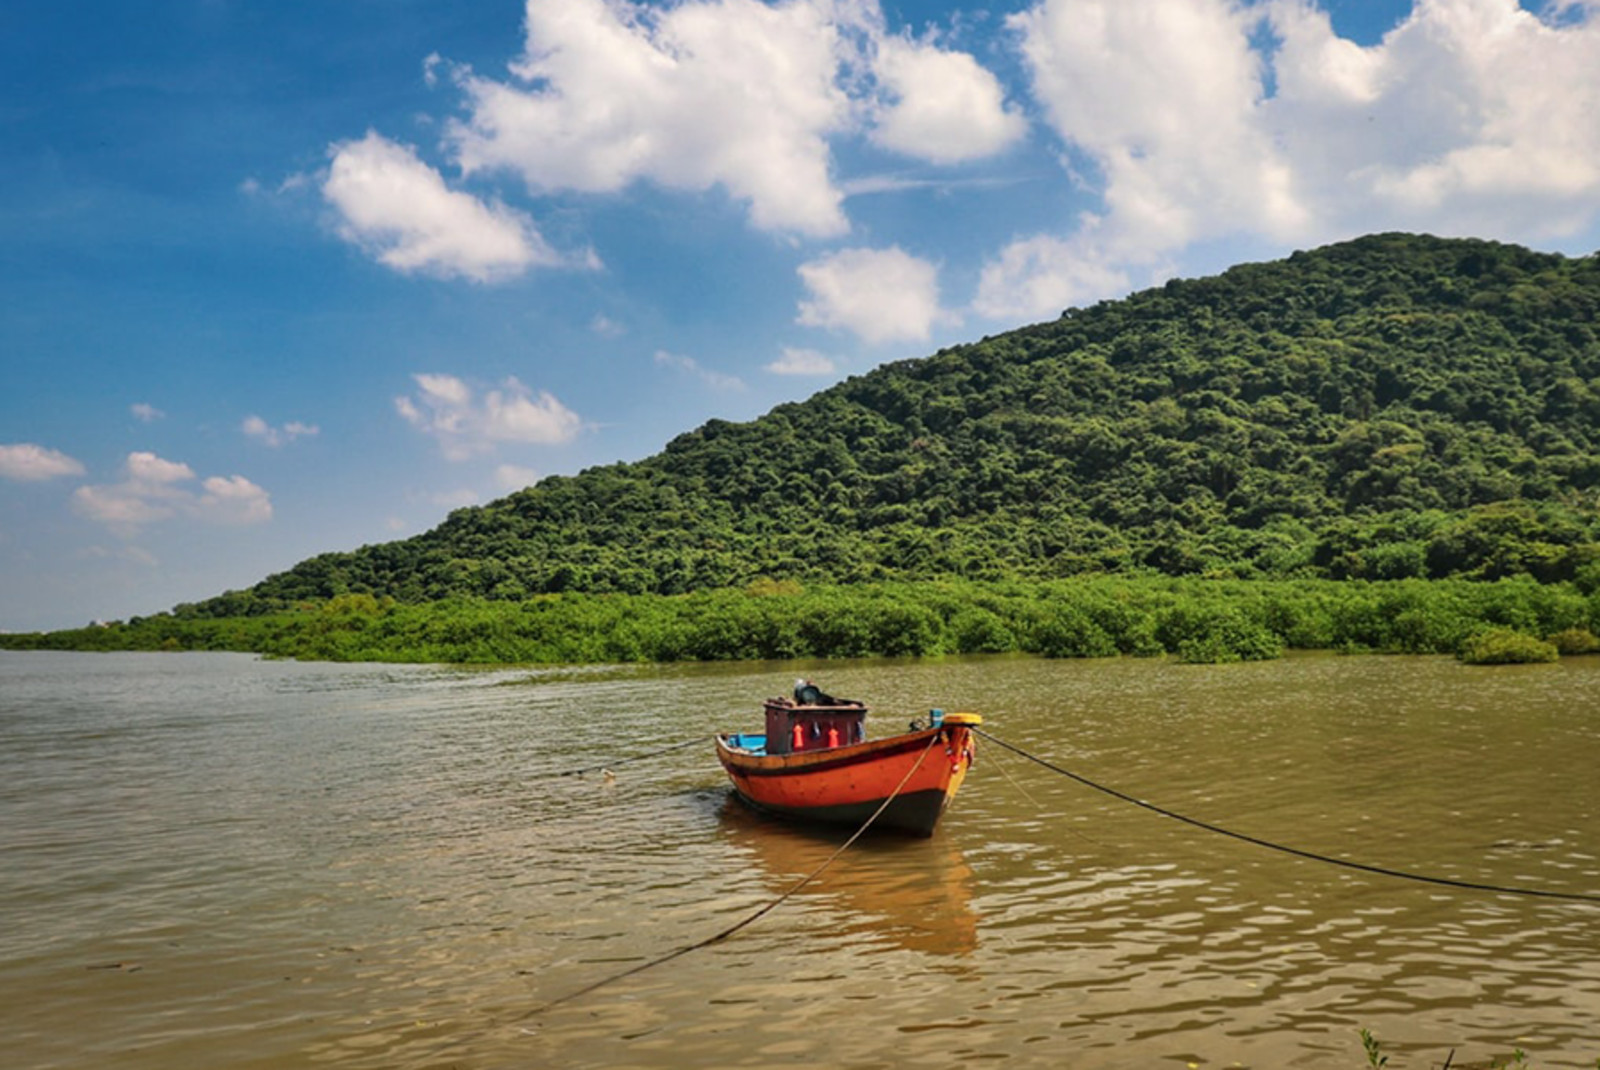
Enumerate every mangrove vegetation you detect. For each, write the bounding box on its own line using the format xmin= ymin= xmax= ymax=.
xmin=7 ymin=577 xmax=1599 ymax=666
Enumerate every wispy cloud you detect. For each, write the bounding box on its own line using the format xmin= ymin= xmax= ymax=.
xmin=766 ymin=347 xmax=836 ymax=376
xmin=242 ymin=415 xmax=319 ymax=447
xmin=840 ymin=172 xmax=1027 ymax=198
xmin=130 ymin=403 xmax=165 ymax=423
xmin=653 ymin=351 xmax=745 ymax=391
xmin=495 ymin=463 xmax=540 ymax=490
xmin=396 ymin=373 xmax=582 ymax=460
xmin=0 ymin=443 xmax=86 ymax=482
xmin=79 ymin=544 xmax=160 ymax=569
xmin=429 ymin=487 xmax=480 ymax=510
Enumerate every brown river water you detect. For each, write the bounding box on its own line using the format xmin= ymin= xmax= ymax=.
xmin=2 ymin=650 xmax=1597 ymax=1069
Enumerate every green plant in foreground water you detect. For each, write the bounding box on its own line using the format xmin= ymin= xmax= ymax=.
xmin=1361 ymin=1028 xmax=1389 ymax=1069
xmin=1359 ymin=1030 xmax=1600 ymax=1069
xmin=1356 ymin=1023 xmax=1600 ymax=1068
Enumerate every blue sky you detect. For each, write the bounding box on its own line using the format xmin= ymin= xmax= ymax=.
xmin=4 ymin=0 xmax=1599 ymax=631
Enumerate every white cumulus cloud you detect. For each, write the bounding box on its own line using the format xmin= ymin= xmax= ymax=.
xmin=871 ymin=35 xmax=1028 ymax=164
xmin=125 ymin=451 xmax=194 ymax=486
xmin=449 ymin=0 xmax=859 ymax=237
xmin=0 ymin=443 xmax=86 ymax=482
xmin=324 ymin=131 xmax=559 ymax=281
xmin=313 ymin=1 xmax=1034 ymax=271
xmin=198 ymin=475 xmax=275 ymax=526
xmin=973 ymin=231 xmax=1131 ymax=321
xmin=1011 ymin=0 xmax=1302 ymax=257
xmin=982 ymin=0 xmax=1600 ymax=321
xmin=797 ymin=245 xmax=952 ymax=344
xmin=396 ymin=373 xmax=582 ymax=460
xmin=72 ymin=452 xmax=272 ymax=535
xmin=1265 ymin=0 xmax=1600 ymax=240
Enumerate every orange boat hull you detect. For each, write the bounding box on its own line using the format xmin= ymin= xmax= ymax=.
xmin=715 ymin=722 xmax=978 ymax=837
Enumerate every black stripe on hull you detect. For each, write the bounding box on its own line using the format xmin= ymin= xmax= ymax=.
xmin=729 ymin=787 xmax=951 ymax=837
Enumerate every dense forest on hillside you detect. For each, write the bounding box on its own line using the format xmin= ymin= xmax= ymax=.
xmin=177 ymin=232 xmax=1600 ymax=617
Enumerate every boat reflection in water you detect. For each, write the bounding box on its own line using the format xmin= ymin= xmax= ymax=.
xmin=715 ymin=785 xmax=980 ymax=958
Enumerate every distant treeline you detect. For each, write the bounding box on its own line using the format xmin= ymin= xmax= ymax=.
xmin=7 ymin=577 xmax=1598 ymax=665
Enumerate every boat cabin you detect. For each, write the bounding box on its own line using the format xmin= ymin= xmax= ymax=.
xmin=763 ymin=696 xmax=867 ymax=755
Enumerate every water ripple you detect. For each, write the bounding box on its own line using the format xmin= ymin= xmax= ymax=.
xmin=3 ymin=652 xmax=1598 ymax=1068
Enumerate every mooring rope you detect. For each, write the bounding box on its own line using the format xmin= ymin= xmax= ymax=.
xmin=521 ymin=730 xmax=943 ymax=1019
xmin=554 ymin=735 xmax=707 ymax=777
xmin=975 ymin=727 xmax=1600 ymax=905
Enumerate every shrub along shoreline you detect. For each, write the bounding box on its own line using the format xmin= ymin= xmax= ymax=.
xmin=6 ymin=576 xmax=1599 ymax=666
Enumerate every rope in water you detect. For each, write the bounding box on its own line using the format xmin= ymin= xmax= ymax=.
xmin=975 ymin=727 xmax=1600 ymax=905
xmin=554 ymin=735 xmax=707 ymax=777
xmin=520 ymin=730 xmax=942 ymax=1019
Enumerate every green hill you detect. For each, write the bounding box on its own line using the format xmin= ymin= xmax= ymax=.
xmin=195 ymin=232 xmax=1600 ymax=618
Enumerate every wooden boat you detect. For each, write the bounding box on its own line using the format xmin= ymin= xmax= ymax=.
xmin=715 ymin=683 xmax=982 ymax=837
